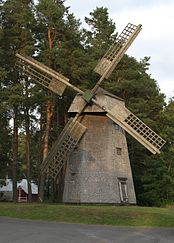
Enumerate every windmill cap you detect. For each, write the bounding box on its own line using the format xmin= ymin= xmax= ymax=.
xmin=68 ymin=88 xmax=124 ymax=113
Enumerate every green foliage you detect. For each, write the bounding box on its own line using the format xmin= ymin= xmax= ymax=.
xmin=0 ymin=0 xmax=36 ymax=185
xmin=133 ymin=99 xmax=174 ymax=206
xmin=0 ymin=111 xmax=11 ymax=178
xmin=1 ymin=0 xmax=36 ymax=58
xmin=80 ymin=7 xmax=117 ymax=89
xmin=84 ymin=7 xmax=116 ymax=52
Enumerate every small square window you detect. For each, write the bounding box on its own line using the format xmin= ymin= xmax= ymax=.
xmin=116 ymin=147 xmax=122 ymax=155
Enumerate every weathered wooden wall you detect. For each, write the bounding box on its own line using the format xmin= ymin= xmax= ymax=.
xmin=63 ymin=112 xmax=136 ymax=204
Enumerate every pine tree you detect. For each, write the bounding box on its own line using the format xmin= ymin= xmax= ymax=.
xmin=81 ymin=7 xmax=117 ymax=89
xmin=84 ymin=7 xmax=116 ymax=55
xmin=1 ymin=0 xmax=36 ymax=202
xmin=35 ymin=0 xmax=69 ymax=201
xmin=0 ymin=8 xmax=11 ymax=178
xmin=139 ymin=99 xmax=174 ymax=206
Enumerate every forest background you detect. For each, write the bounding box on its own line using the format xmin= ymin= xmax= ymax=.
xmin=0 ymin=0 xmax=174 ymax=206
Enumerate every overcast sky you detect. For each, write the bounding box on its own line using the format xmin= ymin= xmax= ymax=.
xmin=65 ymin=0 xmax=174 ymax=101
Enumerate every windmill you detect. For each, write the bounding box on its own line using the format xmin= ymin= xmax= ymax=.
xmin=15 ymin=23 xmax=166 ymax=204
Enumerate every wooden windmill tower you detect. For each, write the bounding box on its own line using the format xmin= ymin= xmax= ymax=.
xmin=15 ymin=23 xmax=166 ymax=204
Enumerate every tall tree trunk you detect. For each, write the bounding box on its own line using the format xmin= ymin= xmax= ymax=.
xmin=43 ymin=98 xmax=55 ymax=159
xmin=12 ymin=106 xmax=18 ymax=202
xmin=25 ymin=107 xmax=32 ymax=203
xmin=38 ymin=27 xmax=57 ymax=202
xmin=39 ymin=97 xmax=54 ymax=201
xmin=38 ymin=106 xmax=43 ymax=165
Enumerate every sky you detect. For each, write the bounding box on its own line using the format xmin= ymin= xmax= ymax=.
xmin=64 ymin=0 xmax=174 ymax=101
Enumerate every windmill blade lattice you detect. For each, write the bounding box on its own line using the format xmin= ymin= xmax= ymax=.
xmin=16 ymin=53 xmax=83 ymax=96
xmin=40 ymin=118 xmax=87 ymax=179
xmin=94 ymin=23 xmax=142 ymax=79
xmin=106 ymin=103 xmax=166 ymax=154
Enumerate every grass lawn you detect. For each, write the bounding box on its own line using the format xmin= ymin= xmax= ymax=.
xmin=0 ymin=203 xmax=174 ymax=227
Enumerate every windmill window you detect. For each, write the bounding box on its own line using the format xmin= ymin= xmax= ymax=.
xmin=116 ymin=147 xmax=122 ymax=155
xmin=118 ymin=178 xmax=128 ymax=203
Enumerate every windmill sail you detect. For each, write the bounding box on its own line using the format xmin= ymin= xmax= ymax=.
xmin=106 ymin=103 xmax=166 ymax=154
xmin=40 ymin=118 xmax=87 ymax=179
xmin=94 ymin=23 xmax=142 ymax=79
xmin=15 ymin=53 xmax=83 ymax=96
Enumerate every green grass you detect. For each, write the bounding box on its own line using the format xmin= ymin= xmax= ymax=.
xmin=0 ymin=203 xmax=174 ymax=227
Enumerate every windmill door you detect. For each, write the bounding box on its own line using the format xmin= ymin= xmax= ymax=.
xmin=118 ymin=178 xmax=128 ymax=203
